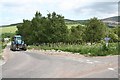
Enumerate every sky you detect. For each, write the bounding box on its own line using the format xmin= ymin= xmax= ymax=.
xmin=0 ymin=0 xmax=119 ymax=25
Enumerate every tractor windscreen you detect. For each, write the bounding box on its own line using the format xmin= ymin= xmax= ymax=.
xmin=16 ymin=37 xmax=21 ymax=40
xmin=14 ymin=36 xmax=22 ymax=41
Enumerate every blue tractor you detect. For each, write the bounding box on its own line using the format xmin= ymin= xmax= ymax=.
xmin=10 ymin=35 xmax=27 ymax=51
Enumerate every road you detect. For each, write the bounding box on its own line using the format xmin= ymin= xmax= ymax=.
xmin=1 ymin=44 xmax=119 ymax=78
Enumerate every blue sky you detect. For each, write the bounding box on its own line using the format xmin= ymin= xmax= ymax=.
xmin=0 ymin=0 xmax=119 ymax=25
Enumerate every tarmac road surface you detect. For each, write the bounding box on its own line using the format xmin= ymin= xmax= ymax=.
xmin=1 ymin=44 xmax=119 ymax=78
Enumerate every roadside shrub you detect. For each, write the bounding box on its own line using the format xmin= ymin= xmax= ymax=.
xmin=28 ymin=43 xmax=118 ymax=56
xmin=102 ymin=44 xmax=109 ymax=51
xmin=116 ymin=42 xmax=120 ymax=55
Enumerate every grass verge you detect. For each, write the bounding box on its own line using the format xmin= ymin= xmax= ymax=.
xmin=28 ymin=43 xmax=119 ymax=56
xmin=0 ymin=42 xmax=7 ymax=59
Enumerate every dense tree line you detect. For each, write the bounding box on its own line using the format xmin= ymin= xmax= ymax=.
xmin=17 ymin=11 xmax=118 ymax=45
xmin=17 ymin=11 xmax=68 ymax=44
xmin=69 ymin=25 xmax=85 ymax=44
xmin=83 ymin=17 xmax=107 ymax=44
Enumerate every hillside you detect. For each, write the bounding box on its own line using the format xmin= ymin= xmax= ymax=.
xmin=101 ymin=16 xmax=119 ymax=27
xmin=0 ymin=26 xmax=17 ymax=34
xmin=65 ymin=16 xmax=120 ymax=27
xmin=65 ymin=19 xmax=88 ymax=25
xmin=0 ymin=23 xmax=22 ymax=27
xmin=64 ymin=19 xmax=78 ymax=23
xmin=0 ymin=16 xmax=119 ymax=28
xmin=102 ymin=16 xmax=120 ymax=22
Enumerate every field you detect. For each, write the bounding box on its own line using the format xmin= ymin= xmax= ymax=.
xmin=0 ymin=26 xmax=17 ymax=58
xmin=0 ymin=23 xmax=83 ymax=34
xmin=66 ymin=23 xmax=83 ymax=29
xmin=0 ymin=24 xmax=78 ymax=34
xmin=0 ymin=26 xmax=17 ymax=34
xmin=0 ymin=24 xmax=80 ymax=34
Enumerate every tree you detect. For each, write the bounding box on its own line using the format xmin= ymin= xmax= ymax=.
xmin=45 ymin=12 xmax=68 ymax=43
xmin=31 ymin=12 xmax=44 ymax=44
xmin=17 ymin=11 xmax=68 ymax=44
xmin=108 ymin=27 xmax=118 ymax=42
xmin=17 ymin=19 xmax=32 ymax=44
xmin=84 ymin=17 xmax=106 ymax=44
xmin=70 ymin=25 xmax=85 ymax=43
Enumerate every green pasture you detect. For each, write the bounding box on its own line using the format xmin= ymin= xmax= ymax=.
xmin=0 ymin=26 xmax=17 ymax=34
xmin=0 ymin=24 xmax=82 ymax=33
xmin=0 ymin=24 xmax=79 ymax=33
xmin=66 ymin=23 xmax=84 ymax=29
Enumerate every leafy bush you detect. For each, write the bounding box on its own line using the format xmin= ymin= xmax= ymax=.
xmin=102 ymin=44 xmax=109 ymax=51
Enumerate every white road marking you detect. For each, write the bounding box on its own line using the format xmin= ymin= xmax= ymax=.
xmin=108 ymin=68 xmax=115 ymax=71
xmin=86 ymin=60 xmax=90 ymax=62
xmin=86 ymin=62 xmax=93 ymax=64
xmin=64 ymin=57 xmax=100 ymax=64
xmin=94 ymin=61 xmax=99 ymax=63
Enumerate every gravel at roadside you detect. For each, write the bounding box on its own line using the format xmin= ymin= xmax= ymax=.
xmin=28 ymin=49 xmax=86 ymax=59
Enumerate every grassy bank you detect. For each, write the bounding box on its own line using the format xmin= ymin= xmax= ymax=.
xmin=0 ymin=41 xmax=7 ymax=59
xmin=0 ymin=26 xmax=17 ymax=34
xmin=28 ymin=43 xmax=119 ymax=56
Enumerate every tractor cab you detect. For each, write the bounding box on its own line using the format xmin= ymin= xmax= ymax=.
xmin=14 ymin=35 xmax=21 ymax=41
xmin=13 ymin=35 xmax=23 ymax=45
xmin=10 ymin=35 xmax=27 ymax=51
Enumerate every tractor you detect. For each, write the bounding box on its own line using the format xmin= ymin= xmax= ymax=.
xmin=10 ymin=35 xmax=27 ymax=51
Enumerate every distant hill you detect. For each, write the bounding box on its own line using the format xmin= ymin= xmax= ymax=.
xmin=101 ymin=16 xmax=119 ymax=27
xmin=1 ymin=19 xmax=84 ymax=27
xmin=102 ymin=16 xmax=120 ymax=22
xmin=0 ymin=23 xmax=22 ymax=27
xmin=65 ymin=16 xmax=119 ymax=27
xmin=1 ymin=16 xmax=119 ymax=28
xmin=64 ymin=19 xmax=78 ymax=23
xmin=65 ymin=19 xmax=88 ymax=25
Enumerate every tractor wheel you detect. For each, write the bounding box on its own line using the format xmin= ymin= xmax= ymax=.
xmin=10 ymin=45 xmax=13 ymax=51
xmin=23 ymin=49 xmax=27 ymax=51
xmin=12 ymin=44 xmax=17 ymax=51
xmin=22 ymin=44 xmax=27 ymax=51
xmin=10 ymin=41 xmax=16 ymax=51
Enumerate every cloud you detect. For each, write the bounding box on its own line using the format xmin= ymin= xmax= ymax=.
xmin=0 ymin=0 xmax=61 ymax=25
xmin=88 ymin=2 xmax=117 ymax=13
xmin=0 ymin=0 xmax=119 ymax=25
xmin=58 ymin=0 xmax=95 ymax=11
xmin=58 ymin=0 xmax=119 ymax=11
xmin=74 ymin=2 xmax=118 ymax=19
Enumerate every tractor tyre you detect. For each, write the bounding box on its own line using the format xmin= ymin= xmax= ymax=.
xmin=12 ymin=44 xmax=17 ymax=51
xmin=22 ymin=44 xmax=27 ymax=51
